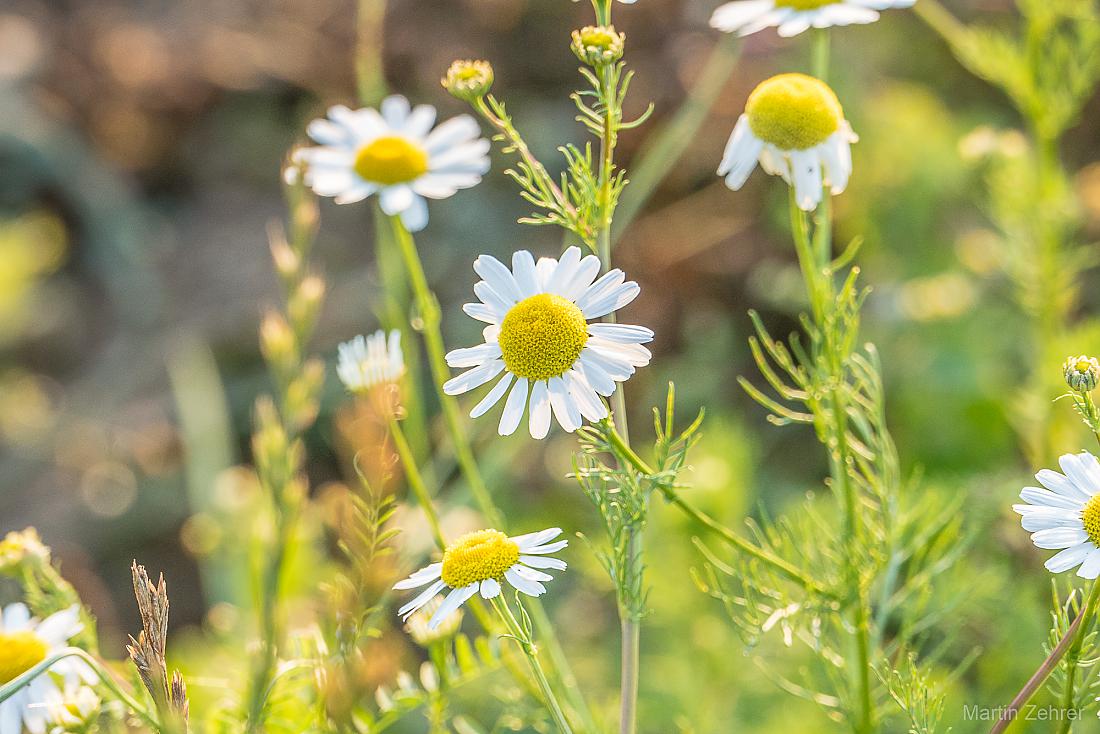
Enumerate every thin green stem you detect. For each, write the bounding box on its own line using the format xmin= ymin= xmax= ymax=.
xmin=388 ymin=416 xmax=445 ymax=549
xmin=1057 ymin=581 xmax=1100 ymax=733
xmin=811 ymin=29 xmax=830 ymax=80
xmin=492 ymin=596 xmax=575 ymax=734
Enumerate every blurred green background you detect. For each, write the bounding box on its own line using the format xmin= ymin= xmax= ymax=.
xmin=3 ymin=0 xmax=1100 ymax=730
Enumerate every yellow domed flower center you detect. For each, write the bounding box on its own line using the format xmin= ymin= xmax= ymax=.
xmin=354 ymin=136 xmax=429 ymax=185
xmin=1083 ymin=495 xmax=1100 ymax=546
xmin=0 ymin=631 xmax=48 ymax=684
xmin=498 ymin=294 xmax=589 ymax=382
xmin=775 ymin=0 xmax=837 ymax=9
xmin=441 ymin=530 xmax=519 ymax=588
xmin=746 ymin=73 xmax=843 ymax=150
xmin=1077 ymin=360 xmax=1093 ymax=374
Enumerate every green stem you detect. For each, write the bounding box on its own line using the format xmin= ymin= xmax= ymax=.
xmin=388 ymin=417 xmax=445 ymax=549
xmin=492 ymin=596 xmax=575 ymax=734
xmin=1057 ymin=581 xmax=1100 ymax=733
xmin=811 ymin=29 xmax=830 ymax=80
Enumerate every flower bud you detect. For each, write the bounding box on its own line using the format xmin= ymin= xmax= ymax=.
xmin=1065 ymin=355 xmax=1100 ymax=392
xmin=571 ymin=25 xmax=625 ymax=66
xmin=441 ymin=60 xmax=494 ymax=102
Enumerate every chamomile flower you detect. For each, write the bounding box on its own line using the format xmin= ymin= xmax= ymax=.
xmin=1014 ymin=451 xmax=1100 ymax=579
xmin=710 ymin=0 xmax=914 ymax=38
xmin=718 ymin=73 xmax=857 ymax=211
xmin=337 ymin=330 xmax=406 ymax=394
xmin=0 ymin=604 xmax=90 ymax=734
xmin=295 ymin=95 xmax=490 ymax=232
xmin=395 ymin=528 xmax=568 ymax=630
xmin=43 ymin=682 xmax=99 ymax=731
xmin=443 ymin=246 xmax=652 ymax=439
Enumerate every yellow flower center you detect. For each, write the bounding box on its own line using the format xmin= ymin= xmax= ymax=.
xmin=441 ymin=530 xmax=519 ymax=588
xmin=1083 ymin=495 xmax=1100 ymax=547
xmin=580 ymin=28 xmax=617 ymax=48
xmin=498 ymin=294 xmax=589 ymax=381
xmin=0 ymin=631 xmax=48 ymax=684
xmin=1077 ymin=360 xmax=1092 ymax=374
xmin=353 ymin=136 xmax=429 ymax=185
xmin=775 ymin=0 xmax=836 ymax=9
xmin=746 ymin=73 xmax=843 ymax=150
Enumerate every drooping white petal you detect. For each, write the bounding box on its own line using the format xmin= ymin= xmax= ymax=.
xmin=3 ymin=603 xmax=31 ymax=631
xmin=429 ymin=582 xmax=479 ymax=629
xmin=400 ymin=194 xmax=429 ymax=232
xmin=513 ymin=565 xmax=554 ymax=583
xmin=505 ymin=567 xmax=546 ymax=597
xmin=394 ymin=563 xmax=443 ymax=590
xmin=790 ymin=148 xmax=824 ymax=211
xmin=718 ymin=115 xmax=765 ymax=190
xmin=480 ymin=578 xmax=502 ymax=599
xmin=548 ymin=375 xmax=582 ymax=432
xmin=471 ymin=372 xmax=515 ymax=418
xmin=566 ymin=369 xmax=609 ymax=421
xmin=1079 ymin=548 xmax=1100 ymax=579
xmin=379 ymin=185 xmax=416 ymax=216
xmin=442 ymin=360 xmax=505 ymax=396
xmin=529 ymin=380 xmax=553 ymax=440
xmin=579 ymin=348 xmax=635 ymax=383
xmin=777 ymin=10 xmax=815 ymax=36
xmin=399 ymin=579 xmax=447 ymax=620
xmin=498 ymin=377 xmax=529 ymax=436
xmin=1045 ymin=542 xmax=1095 ymax=574
xmin=576 ymin=356 xmax=617 ymax=396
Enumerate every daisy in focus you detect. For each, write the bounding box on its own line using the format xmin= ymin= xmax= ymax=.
xmin=0 ymin=604 xmax=90 ymax=734
xmin=294 ymin=95 xmax=490 ymax=232
xmin=337 ymin=329 xmax=406 ymax=394
xmin=1015 ymin=451 xmax=1100 ymax=579
xmin=718 ymin=73 xmax=857 ymax=211
xmin=395 ymin=528 xmax=568 ymax=630
xmin=443 ymin=246 xmax=652 ymax=439
xmin=710 ymin=0 xmax=914 ymax=38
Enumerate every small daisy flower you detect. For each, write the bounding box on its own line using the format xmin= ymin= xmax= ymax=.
xmin=718 ymin=73 xmax=857 ymax=211
xmin=1015 ymin=451 xmax=1100 ymax=579
xmin=0 ymin=604 xmax=90 ymax=734
xmin=710 ymin=0 xmax=914 ymax=38
xmin=295 ymin=95 xmax=490 ymax=232
xmin=443 ymin=246 xmax=652 ymax=439
xmin=337 ymin=330 xmax=406 ymax=394
xmin=1064 ymin=355 xmax=1100 ymax=393
xmin=395 ymin=528 xmax=568 ymax=630
xmin=43 ymin=682 xmax=99 ymax=731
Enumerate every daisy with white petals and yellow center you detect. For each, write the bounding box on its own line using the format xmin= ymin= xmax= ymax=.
xmin=442 ymin=246 xmax=652 ymax=439
xmin=718 ymin=73 xmax=857 ymax=211
xmin=395 ymin=528 xmax=568 ymax=630
xmin=710 ymin=0 xmax=914 ymax=37
xmin=336 ymin=329 xmax=406 ymax=394
xmin=294 ymin=95 xmax=490 ymax=232
xmin=0 ymin=604 xmax=90 ymax=734
xmin=1015 ymin=451 xmax=1100 ymax=579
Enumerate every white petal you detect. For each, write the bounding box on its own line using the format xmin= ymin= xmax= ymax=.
xmin=3 ymin=603 xmax=31 ymax=631
xmin=548 ymin=375 xmax=581 ymax=432
xmin=512 ymin=250 xmax=540 ymax=296
xmin=1078 ymin=548 xmax=1100 ymax=579
xmin=559 ymin=255 xmax=603 ymax=302
xmin=443 ymin=360 xmax=505 ymax=395
xmin=579 ymin=349 xmax=635 ymax=382
xmin=1015 ymin=506 xmax=1084 ymax=532
xmin=404 ymin=104 xmax=437 ymax=137
xmin=430 ymin=140 xmax=491 ymax=174
xmin=399 ymin=579 xmax=447 ymax=620
xmin=790 ymin=148 xmax=824 ymax=211
xmin=718 ymin=115 xmax=764 ymax=190
xmin=535 ymin=257 xmax=557 ymax=291
xmin=575 ymin=269 xmax=625 ymax=312
xmin=474 ymin=255 xmax=524 ymax=302
xmin=710 ymin=0 xmax=776 ymax=32
xmin=333 ymin=181 xmax=376 ymax=205
xmin=546 ymin=246 xmax=582 ymax=296
xmin=35 ymin=606 xmax=81 ymax=646
xmin=1020 ymin=486 xmax=1084 ymax=510
xmin=379 ymin=185 xmax=415 ymax=216
xmin=566 ymin=369 xmax=609 ymax=421
xmin=528 ymin=380 xmax=553 ymax=440
xmin=512 ymin=528 xmax=563 ymax=550
xmin=1032 ymin=527 xmax=1089 ymax=550
xmin=523 ymin=539 xmax=569 ymax=555
xmin=505 ymin=567 xmax=547 ymax=597
xmin=576 ymin=356 xmax=617 ymax=396
xmin=587 ymin=323 xmax=654 ymax=344
xmin=513 ymin=565 xmax=553 ymax=583
xmin=381 ymin=95 xmax=411 ymax=128
xmin=429 ymin=583 xmax=479 ymax=629
xmin=399 ymin=194 xmax=429 ymax=232
xmin=424 ymin=115 xmax=482 ymax=154
xmin=580 ymin=282 xmax=641 ymax=319
xmin=1037 ymin=468 xmax=1092 ymax=501
xmin=587 ymin=339 xmax=651 ymax=367
xmin=520 ymin=555 xmax=567 ymax=570
xmin=480 ymin=578 xmax=502 ymax=599
xmin=498 ymin=377 xmax=529 ymax=435
xmin=462 ymin=302 xmax=503 ymax=324
xmin=394 ymin=563 xmax=443 ymax=590
xmin=446 ymin=343 xmax=502 ymax=368
xmin=474 ymin=280 xmax=516 ymax=314
xmin=777 ymin=10 xmax=815 ymax=36
xmin=471 ymin=372 xmax=515 ymax=418
xmin=1045 ymin=542 xmax=1095 ymax=573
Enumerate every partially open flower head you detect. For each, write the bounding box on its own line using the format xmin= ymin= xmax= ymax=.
xmin=0 ymin=604 xmax=91 ymax=734
xmin=294 ymin=96 xmax=490 ymax=232
xmin=1015 ymin=452 xmax=1100 ymax=579
xmin=571 ymin=25 xmax=625 ymax=66
xmin=404 ymin=596 xmax=464 ymax=646
xmin=1065 ymin=355 xmax=1100 ymax=393
xmin=338 ymin=330 xmax=406 ymax=395
xmin=442 ymin=60 xmax=494 ymax=102
xmin=395 ymin=527 xmax=568 ymax=630
xmin=0 ymin=527 xmax=50 ymax=573
xmin=44 ymin=682 xmax=100 ymax=730
xmin=443 ymin=246 xmax=653 ymax=439
xmin=710 ymin=0 xmax=915 ymax=38
xmin=718 ymin=73 xmax=857 ymax=211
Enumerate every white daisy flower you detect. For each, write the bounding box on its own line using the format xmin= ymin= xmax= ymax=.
xmin=337 ymin=329 xmax=405 ymax=393
xmin=295 ymin=95 xmax=491 ymax=232
xmin=0 ymin=604 xmax=90 ymax=734
xmin=395 ymin=527 xmax=568 ymax=630
xmin=43 ymin=682 xmax=99 ymax=730
xmin=718 ymin=73 xmax=857 ymax=211
xmin=442 ymin=246 xmax=652 ymax=439
xmin=1014 ymin=451 xmax=1100 ymax=579
xmin=710 ymin=0 xmax=914 ymax=38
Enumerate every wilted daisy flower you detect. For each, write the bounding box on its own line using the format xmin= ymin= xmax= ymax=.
xmin=718 ymin=73 xmax=857 ymax=211
xmin=337 ymin=330 xmax=405 ymax=394
xmin=395 ymin=528 xmax=568 ymax=630
xmin=443 ymin=246 xmax=652 ymax=439
xmin=1065 ymin=355 xmax=1100 ymax=393
xmin=1015 ymin=452 xmax=1100 ymax=578
xmin=295 ymin=95 xmax=490 ymax=232
xmin=710 ymin=0 xmax=914 ymax=38
xmin=0 ymin=604 xmax=90 ymax=734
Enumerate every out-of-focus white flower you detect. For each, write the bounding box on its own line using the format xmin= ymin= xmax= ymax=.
xmin=44 ymin=682 xmax=99 ymax=731
xmin=337 ymin=330 xmax=405 ymax=394
xmin=0 ymin=604 xmax=91 ymax=734
xmin=711 ymin=0 xmax=914 ymax=38
xmin=395 ymin=528 xmax=568 ymax=630
xmin=443 ymin=246 xmax=652 ymax=439
xmin=295 ymin=95 xmax=490 ymax=232
xmin=718 ymin=73 xmax=857 ymax=211
xmin=1015 ymin=452 xmax=1100 ymax=579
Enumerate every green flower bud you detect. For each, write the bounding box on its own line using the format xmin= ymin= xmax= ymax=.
xmin=571 ymin=25 xmax=625 ymax=66
xmin=1064 ymin=355 xmax=1100 ymax=392
xmin=441 ymin=60 xmax=494 ymax=102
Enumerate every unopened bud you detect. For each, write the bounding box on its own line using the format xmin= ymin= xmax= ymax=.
xmin=571 ymin=25 xmax=625 ymax=66
xmin=441 ymin=60 xmax=494 ymax=102
xmin=1065 ymin=355 xmax=1100 ymax=392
